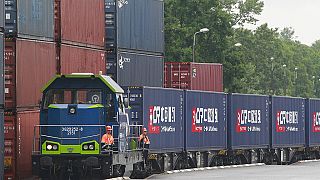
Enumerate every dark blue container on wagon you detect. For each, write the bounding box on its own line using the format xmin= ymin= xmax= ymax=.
xmin=228 ymin=94 xmax=270 ymax=149
xmin=270 ymin=96 xmax=305 ymax=148
xmin=184 ymin=90 xmax=227 ymax=151
xmin=305 ymin=99 xmax=320 ymax=147
xmin=123 ymin=87 xmax=184 ymax=153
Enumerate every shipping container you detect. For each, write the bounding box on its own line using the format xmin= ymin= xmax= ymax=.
xmin=164 ymin=62 xmax=223 ymax=92
xmin=0 ymin=32 xmax=4 ymax=107
xmin=0 ymin=0 xmax=4 ymax=30
xmin=112 ymin=51 xmax=163 ymax=87
xmin=4 ymin=111 xmax=15 ymax=180
xmin=4 ymin=0 xmax=16 ymax=36
xmin=17 ymin=0 xmax=54 ymax=40
xmin=305 ymin=99 xmax=320 ymax=147
xmin=15 ymin=39 xmax=57 ymax=108
xmin=4 ymin=39 xmax=16 ymax=109
xmin=0 ymin=109 xmax=4 ymax=179
xmin=228 ymin=94 xmax=270 ymax=149
xmin=105 ymin=0 xmax=164 ymax=53
xmin=60 ymin=0 xmax=105 ymax=48
xmin=60 ymin=44 xmax=106 ymax=74
xmin=123 ymin=87 xmax=184 ymax=153
xmin=185 ymin=90 xmax=227 ymax=151
xmin=271 ymin=96 xmax=305 ymax=148
xmin=16 ymin=110 xmax=40 ymax=179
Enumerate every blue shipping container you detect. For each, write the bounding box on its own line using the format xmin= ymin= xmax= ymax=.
xmin=228 ymin=94 xmax=270 ymax=149
xmin=123 ymin=87 xmax=184 ymax=153
xmin=185 ymin=90 xmax=227 ymax=151
xmin=271 ymin=96 xmax=305 ymax=148
xmin=305 ymin=99 xmax=320 ymax=147
xmin=4 ymin=0 xmax=17 ymax=36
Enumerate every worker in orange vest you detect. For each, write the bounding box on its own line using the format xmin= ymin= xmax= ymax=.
xmin=101 ymin=125 xmax=114 ymax=150
xmin=139 ymin=128 xmax=150 ymax=149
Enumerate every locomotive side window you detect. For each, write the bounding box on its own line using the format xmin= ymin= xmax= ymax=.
xmin=106 ymin=94 xmax=116 ymax=122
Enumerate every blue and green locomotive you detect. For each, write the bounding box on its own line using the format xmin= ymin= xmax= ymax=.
xmin=31 ymin=74 xmax=145 ymax=179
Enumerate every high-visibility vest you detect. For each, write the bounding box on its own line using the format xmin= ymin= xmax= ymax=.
xmin=101 ymin=134 xmax=114 ymax=145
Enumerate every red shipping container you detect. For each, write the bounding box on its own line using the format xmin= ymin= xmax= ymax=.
xmin=59 ymin=0 xmax=105 ymax=48
xmin=164 ymin=62 xmax=223 ymax=92
xmin=16 ymin=110 xmax=40 ymax=179
xmin=60 ymin=44 xmax=106 ymax=74
xmin=16 ymin=39 xmax=57 ymax=108
xmin=4 ymin=139 xmax=16 ymax=180
xmin=4 ymin=40 xmax=16 ymax=109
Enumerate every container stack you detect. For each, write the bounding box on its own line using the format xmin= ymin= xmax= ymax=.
xmin=105 ymin=0 xmax=164 ymax=87
xmin=164 ymin=62 xmax=224 ymax=92
xmin=3 ymin=0 xmax=106 ymax=179
xmin=1 ymin=0 xmax=5 ymax=178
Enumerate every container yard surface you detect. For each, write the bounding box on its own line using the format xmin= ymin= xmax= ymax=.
xmin=117 ymin=0 xmax=164 ymax=53
xmin=16 ymin=39 xmax=56 ymax=108
xmin=305 ymin=98 xmax=320 ymax=147
xmin=17 ymin=0 xmax=54 ymax=39
xmin=228 ymin=94 xmax=270 ymax=149
xmin=116 ymin=51 xmax=164 ymax=87
xmin=124 ymin=87 xmax=184 ymax=153
xmin=271 ymin=96 xmax=305 ymax=148
xmin=60 ymin=0 xmax=105 ymax=47
xmin=164 ymin=62 xmax=223 ymax=92
xmin=185 ymin=90 xmax=227 ymax=151
xmin=60 ymin=44 xmax=106 ymax=74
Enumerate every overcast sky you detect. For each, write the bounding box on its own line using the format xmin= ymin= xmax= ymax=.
xmin=251 ymin=0 xmax=320 ymax=46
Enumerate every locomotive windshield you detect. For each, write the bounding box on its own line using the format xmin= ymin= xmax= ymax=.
xmin=43 ymin=89 xmax=102 ymax=109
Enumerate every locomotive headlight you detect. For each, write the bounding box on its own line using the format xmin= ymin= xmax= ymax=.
xmin=47 ymin=144 xmax=53 ymax=150
xmin=89 ymin=145 xmax=94 ymax=150
xmin=83 ymin=145 xmax=88 ymax=150
xmin=52 ymin=145 xmax=58 ymax=150
xmin=69 ymin=108 xmax=76 ymax=114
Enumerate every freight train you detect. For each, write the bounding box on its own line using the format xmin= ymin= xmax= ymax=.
xmin=32 ymin=74 xmax=320 ymax=179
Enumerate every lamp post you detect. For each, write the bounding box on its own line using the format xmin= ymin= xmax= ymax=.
xmin=282 ymin=64 xmax=287 ymax=95
xmin=270 ymin=57 xmax=274 ymax=94
xmin=192 ymin=28 xmax=209 ymax=63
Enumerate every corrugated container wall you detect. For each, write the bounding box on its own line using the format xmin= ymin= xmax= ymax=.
xmin=4 ymin=0 xmax=17 ymax=36
xmin=17 ymin=0 xmax=54 ymax=40
xmin=60 ymin=0 xmax=105 ymax=47
xmin=117 ymin=0 xmax=164 ymax=53
xmin=60 ymin=44 xmax=106 ymax=74
xmin=0 ymin=0 xmax=4 ymax=30
xmin=0 ymin=33 xmax=4 ymax=106
xmin=4 ymin=112 xmax=16 ymax=180
xmin=16 ymin=110 xmax=40 ymax=179
xmin=123 ymin=87 xmax=184 ymax=153
xmin=271 ymin=96 xmax=305 ymax=148
xmin=185 ymin=91 xmax=227 ymax=151
xmin=0 ymin=110 xmax=3 ymax=180
xmin=4 ymin=39 xmax=16 ymax=109
xmin=228 ymin=94 xmax=270 ymax=149
xmin=164 ymin=62 xmax=223 ymax=92
xmin=16 ymin=39 xmax=56 ymax=108
xmin=115 ymin=51 xmax=163 ymax=87
xmin=305 ymin=99 xmax=320 ymax=147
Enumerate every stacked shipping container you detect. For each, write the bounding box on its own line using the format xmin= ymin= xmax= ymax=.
xmin=105 ymin=0 xmax=164 ymax=86
xmin=3 ymin=0 xmax=107 ymax=179
xmin=1 ymin=0 xmax=5 ymax=177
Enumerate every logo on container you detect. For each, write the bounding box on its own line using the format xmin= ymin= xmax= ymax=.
xmin=149 ymin=106 xmax=176 ymax=134
xmin=192 ymin=107 xmax=219 ymax=133
xmin=236 ymin=109 xmax=262 ymax=133
xmin=118 ymin=0 xmax=128 ymax=8
xmin=276 ymin=110 xmax=299 ymax=132
xmin=312 ymin=112 xmax=320 ymax=132
xmin=118 ymin=55 xmax=131 ymax=69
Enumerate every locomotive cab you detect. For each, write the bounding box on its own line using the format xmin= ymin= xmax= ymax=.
xmin=31 ymin=73 xmax=143 ymax=179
